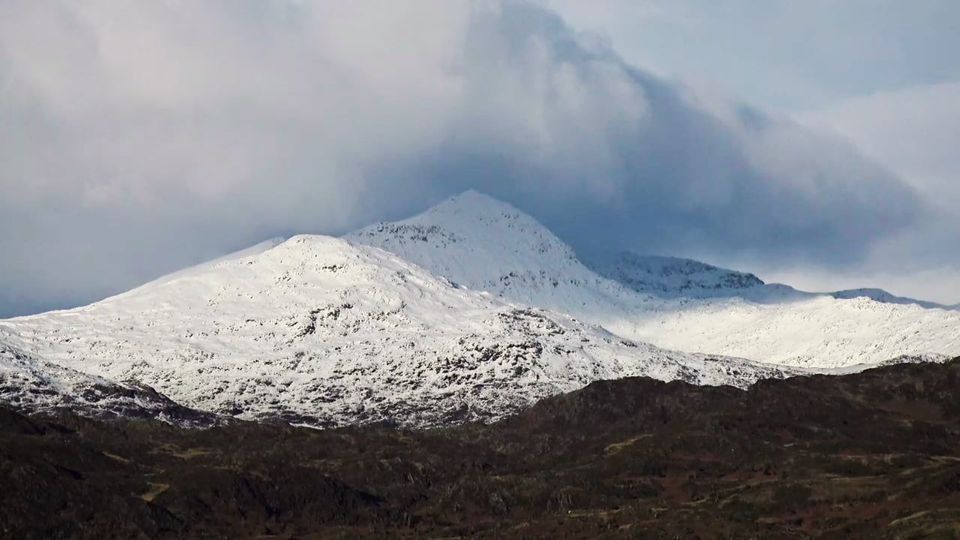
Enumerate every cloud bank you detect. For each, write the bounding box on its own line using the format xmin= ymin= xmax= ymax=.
xmin=785 ymin=82 xmax=960 ymax=303
xmin=0 ymin=0 xmax=929 ymax=315
xmin=542 ymin=0 xmax=960 ymax=110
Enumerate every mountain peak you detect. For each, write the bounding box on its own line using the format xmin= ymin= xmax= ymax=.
xmin=345 ymin=190 xmax=651 ymax=325
xmin=434 ymin=189 xmax=516 ymax=211
xmin=347 ymin=190 xmax=580 ymax=271
xmin=408 ymin=190 xmax=540 ymax=233
xmin=346 ymin=191 xmax=598 ymax=299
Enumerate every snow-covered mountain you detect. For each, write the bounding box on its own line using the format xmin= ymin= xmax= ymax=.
xmin=348 ymin=191 xmax=960 ymax=368
xmin=0 ymin=235 xmax=792 ymax=427
xmin=2 ymin=189 xmax=957 ymax=427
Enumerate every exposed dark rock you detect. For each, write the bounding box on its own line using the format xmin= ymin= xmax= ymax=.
xmin=2 ymin=358 xmax=960 ymax=538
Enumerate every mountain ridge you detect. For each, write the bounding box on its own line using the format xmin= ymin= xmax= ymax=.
xmin=0 ymin=190 xmax=957 ymax=426
xmin=0 ymin=233 xmax=794 ymax=427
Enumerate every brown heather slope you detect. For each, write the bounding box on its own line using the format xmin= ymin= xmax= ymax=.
xmin=2 ymin=359 xmax=960 ymax=539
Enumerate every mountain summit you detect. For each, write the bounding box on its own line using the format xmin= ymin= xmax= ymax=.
xmin=348 ymin=190 xmax=593 ymax=294
xmin=349 ymin=191 xmax=960 ymax=368
xmin=347 ymin=191 xmax=644 ymax=320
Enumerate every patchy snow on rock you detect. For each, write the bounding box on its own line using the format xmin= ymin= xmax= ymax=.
xmin=0 ymin=341 xmax=216 ymax=426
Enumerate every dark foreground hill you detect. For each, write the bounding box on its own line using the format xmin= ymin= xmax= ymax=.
xmin=2 ymin=359 xmax=960 ymax=539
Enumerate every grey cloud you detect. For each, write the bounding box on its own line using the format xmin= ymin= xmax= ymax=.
xmin=803 ymin=83 xmax=960 ymax=211
xmin=795 ymin=82 xmax=960 ymax=301
xmin=543 ymin=0 xmax=960 ymax=110
xmin=0 ymin=0 xmax=927 ymax=316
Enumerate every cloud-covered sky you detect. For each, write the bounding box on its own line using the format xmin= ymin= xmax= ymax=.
xmin=543 ymin=0 xmax=960 ymax=110
xmin=1 ymin=0 xmax=958 ymax=316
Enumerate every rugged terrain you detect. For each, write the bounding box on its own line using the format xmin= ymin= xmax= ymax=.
xmin=0 ymin=189 xmax=957 ymax=427
xmin=0 ymin=235 xmax=789 ymax=428
xmin=3 ymin=359 xmax=959 ymax=539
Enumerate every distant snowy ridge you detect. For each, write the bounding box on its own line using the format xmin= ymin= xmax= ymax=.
xmin=586 ymin=251 xmax=764 ymax=298
xmin=825 ymin=288 xmax=956 ymax=310
xmin=587 ymin=247 xmax=958 ymax=311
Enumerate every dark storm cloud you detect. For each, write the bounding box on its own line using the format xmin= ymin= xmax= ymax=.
xmin=0 ymin=0 xmax=927 ymax=316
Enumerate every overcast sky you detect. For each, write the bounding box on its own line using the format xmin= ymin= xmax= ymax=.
xmin=1 ymin=0 xmax=958 ymax=316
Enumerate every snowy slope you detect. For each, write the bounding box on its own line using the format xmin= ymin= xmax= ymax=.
xmin=633 ymin=295 xmax=960 ymax=368
xmin=0 ymin=235 xmax=792 ymax=427
xmin=587 ymin=250 xmax=957 ymax=310
xmin=0 ymin=341 xmax=216 ymax=425
xmin=348 ymin=191 xmax=960 ymax=368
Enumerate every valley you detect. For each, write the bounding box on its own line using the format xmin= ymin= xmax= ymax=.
xmin=3 ymin=359 xmax=959 ymax=538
